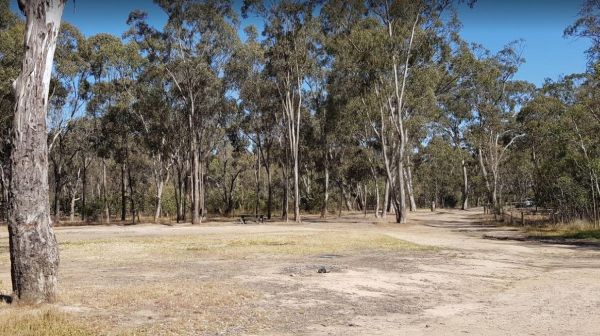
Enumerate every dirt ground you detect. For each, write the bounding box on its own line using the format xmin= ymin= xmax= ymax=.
xmin=0 ymin=208 xmax=599 ymax=335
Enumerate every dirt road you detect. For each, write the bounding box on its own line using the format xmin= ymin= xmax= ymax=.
xmin=1 ymin=208 xmax=599 ymax=335
xmin=306 ymin=209 xmax=600 ymax=336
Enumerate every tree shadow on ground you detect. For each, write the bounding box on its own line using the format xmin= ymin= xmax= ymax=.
xmin=483 ymin=234 xmax=600 ymax=250
xmin=416 ymin=211 xmax=600 ymax=251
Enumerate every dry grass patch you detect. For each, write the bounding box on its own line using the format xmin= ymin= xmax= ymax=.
xmin=525 ymin=220 xmax=600 ymax=240
xmin=0 ymin=228 xmax=428 ymax=335
xmin=0 ymin=309 xmax=94 ymax=336
xmin=58 ymin=280 xmax=267 ymax=335
xmin=60 ymin=231 xmax=425 ymax=261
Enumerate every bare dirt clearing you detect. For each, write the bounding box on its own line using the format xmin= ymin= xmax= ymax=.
xmin=0 ymin=209 xmax=599 ymax=335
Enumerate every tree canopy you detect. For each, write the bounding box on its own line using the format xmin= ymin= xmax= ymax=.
xmin=0 ymin=0 xmax=599 ymax=227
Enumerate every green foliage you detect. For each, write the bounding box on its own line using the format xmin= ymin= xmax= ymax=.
xmin=518 ymin=67 xmax=600 ymax=221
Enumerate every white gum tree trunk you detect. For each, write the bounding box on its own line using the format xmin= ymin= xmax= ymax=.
xmin=9 ymin=0 xmax=65 ymax=303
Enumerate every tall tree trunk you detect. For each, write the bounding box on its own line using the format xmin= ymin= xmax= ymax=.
xmin=362 ymin=184 xmax=368 ymax=217
xmin=198 ymin=160 xmax=205 ymax=221
xmin=461 ymin=159 xmax=469 ymax=210
xmin=69 ymin=168 xmax=80 ymax=223
xmin=191 ymin=146 xmax=200 ymax=224
xmin=174 ymin=166 xmax=181 ymax=223
xmin=293 ymin=145 xmax=300 ymax=222
xmin=266 ymin=163 xmax=272 ymax=220
xmin=492 ymin=172 xmax=499 ymax=211
xmin=478 ymin=147 xmax=494 ymax=209
xmin=283 ymin=86 xmax=301 ymax=223
xmin=396 ymin=155 xmax=407 ymax=223
xmin=388 ymin=15 xmax=418 ymax=224
xmin=81 ymin=157 xmax=87 ymax=221
xmin=255 ymin=148 xmax=261 ymax=216
xmin=8 ymin=0 xmax=64 ymax=303
xmin=189 ymin=97 xmax=200 ymax=224
xmin=356 ymin=184 xmax=364 ymax=211
xmin=127 ymin=164 xmax=135 ymax=224
xmin=337 ymin=181 xmax=343 ymax=217
xmin=382 ymin=179 xmax=390 ymax=218
xmin=191 ymin=142 xmax=199 ymax=224
xmin=120 ymin=163 xmax=126 ymax=221
xmin=281 ymin=160 xmax=289 ymax=221
xmin=405 ymin=166 xmax=417 ymax=212
xmin=69 ymin=193 xmax=78 ymax=223
xmin=320 ymin=161 xmax=329 ymax=218
xmin=102 ymin=160 xmax=109 ymax=223
xmin=154 ymin=179 xmax=165 ymax=223
xmin=341 ymin=182 xmax=352 ymax=211
xmin=374 ymin=177 xmax=381 ymax=218
xmin=183 ymin=169 xmax=189 ymax=222
xmin=53 ymin=163 xmax=61 ymax=217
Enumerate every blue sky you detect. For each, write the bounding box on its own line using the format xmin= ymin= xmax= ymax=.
xmin=10 ymin=0 xmax=591 ymax=87
xmin=456 ymin=0 xmax=589 ymax=86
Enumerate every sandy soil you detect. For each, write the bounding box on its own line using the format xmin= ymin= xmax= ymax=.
xmin=0 ymin=208 xmax=599 ymax=335
xmin=308 ymin=210 xmax=600 ymax=336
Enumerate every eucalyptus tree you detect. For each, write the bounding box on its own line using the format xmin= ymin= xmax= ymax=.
xmin=305 ymin=36 xmax=331 ymax=217
xmin=432 ymin=38 xmax=479 ymax=210
xmin=243 ymin=0 xmax=321 ymax=222
xmin=125 ymin=9 xmax=187 ymax=222
xmin=322 ymin=0 xmax=461 ymax=222
xmin=59 ymin=118 xmax=95 ymax=223
xmin=370 ymin=0 xmax=470 ymax=221
xmin=48 ymin=23 xmax=90 ymax=217
xmin=321 ymin=0 xmax=381 ymax=216
xmin=124 ymin=14 xmax=180 ymax=223
xmin=150 ymin=0 xmax=239 ymax=224
xmin=468 ymin=43 xmax=533 ymax=211
xmin=131 ymin=71 xmax=176 ymax=223
xmin=414 ymin=136 xmax=463 ymax=208
xmin=86 ymin=34 xmax=144 ymax=222
xmin=227 ymin=25 xmax=281 ymax=218
xmin=209 ymin=118 xmax=252 ymax=216
xmin=363 ymin=0 xmax=427 ymax=223
xmin=565 ymin=0 xmax=600 ymax=64
xmin=519 ymin=72 xmax=600 ymax=223
xmin=9 ymin=0 xmax=65 ymax=304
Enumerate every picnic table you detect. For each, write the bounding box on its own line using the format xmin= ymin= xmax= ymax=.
xmin=239 ymin=214 xmax=266 ymax=224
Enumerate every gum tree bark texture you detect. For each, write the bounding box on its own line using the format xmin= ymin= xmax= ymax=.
xmin=9 ymin=0 xmax=65 ymax=303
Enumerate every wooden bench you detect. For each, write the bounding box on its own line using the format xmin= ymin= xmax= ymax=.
xmin=239 ymin=214 xmax=266 ymax=224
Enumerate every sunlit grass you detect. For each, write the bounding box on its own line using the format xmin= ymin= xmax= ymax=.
xmin=60 ymin=231 xmax=426 ymax=260
xmin=57 ymin=281 xmax=266 ymax=336
xmin=527 ymin=228 xmax=600 ymax=240
xmin=0 ymin=227 xmax=429 ymax=335
xmin=525 ymin=220 xmax=600 ymax=240
xmin=0 ymin=309 xmax=94 ymax=336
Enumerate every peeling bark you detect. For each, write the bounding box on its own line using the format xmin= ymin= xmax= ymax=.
xmin=9 ymin=0 xmax=65 ymax=304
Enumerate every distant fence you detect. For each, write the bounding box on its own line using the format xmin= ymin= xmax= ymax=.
xmin=484 ymin=204 xmax=558 ymax=226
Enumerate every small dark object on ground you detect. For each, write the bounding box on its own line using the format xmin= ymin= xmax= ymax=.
xmin=317 ymin=266 xmax=330 ymax=273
